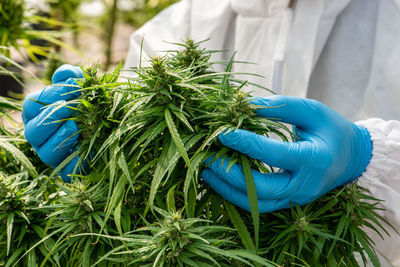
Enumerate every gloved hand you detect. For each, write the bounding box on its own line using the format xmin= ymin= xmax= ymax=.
xmin=22 ymin=64 xmax=84 ymax=182
xmin=201 ymin=95 xmax=372 ymax=213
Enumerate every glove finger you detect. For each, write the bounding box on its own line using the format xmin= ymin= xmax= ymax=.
xmin=250 ymin=95 xmax=324 ymax=130
xmin=52 ymin=64 xmax=83 ymax=84
xmin=24 ymin=100 xmax=71 ymax=147
xmin=37 ymin=120 xmax=79 ymax=167
xmin=219 ymin=129 xmax=303 ymax=171
xmin=22 ymin=78 xmax=81 ymax=124
xmin=203 ymin=156 xmax=294 ymax=199
xmin=201 ymin=168 xmax=290 ymax=213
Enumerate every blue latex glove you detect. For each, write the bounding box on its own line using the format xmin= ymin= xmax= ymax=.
xmin=201 ymin=95 xmax=372 ymax=213
xmin=22 ymin=64 xmax=84 ymax=182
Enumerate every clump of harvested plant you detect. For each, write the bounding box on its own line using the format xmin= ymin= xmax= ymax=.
xmin=37 ymin=39 xmax=391 ymax=266
xmin=47 ymin=0 xmax=83 ymax=47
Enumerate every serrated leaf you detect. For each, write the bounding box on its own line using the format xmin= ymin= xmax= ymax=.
xmin=114 ymin=200 xmax=123 ymax=235
xmin=171 ymin=108 xmax=194 ymax=132
xmin=7 ymin=213 xmax=14 ymax=256
xmin=224 ymin=201 xmax=256 ymax=252
xmin=241 ymin=155 xmax=260 ymax=252
xmin=165 ymin=108 xmax=190 ymax=166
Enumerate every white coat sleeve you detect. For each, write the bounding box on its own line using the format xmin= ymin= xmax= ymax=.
xmin=124 ymin=0 xmax=192 ymax=70
xmin=356 ymin=118 xmax=400 ymax=267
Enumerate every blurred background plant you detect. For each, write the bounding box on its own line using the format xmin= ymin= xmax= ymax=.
xmin=0 ymin=0 xmax=178 ymax=98
xmin=119 ymin=0 xmax=178 ymax=28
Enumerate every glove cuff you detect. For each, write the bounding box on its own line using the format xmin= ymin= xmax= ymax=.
xmin=349 ymin=124 xmax=373 ymax=181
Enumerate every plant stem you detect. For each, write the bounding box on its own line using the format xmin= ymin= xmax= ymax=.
xmin=104 ymin=0 xmax=118 ymax=70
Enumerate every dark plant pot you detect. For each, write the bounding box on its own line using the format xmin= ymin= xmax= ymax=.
xmin=0 ymin=64 xmax=24 ymax=98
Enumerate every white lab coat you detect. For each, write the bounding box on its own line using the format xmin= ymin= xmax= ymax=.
xmin=124 ymin=0 xmax=400 ymax=265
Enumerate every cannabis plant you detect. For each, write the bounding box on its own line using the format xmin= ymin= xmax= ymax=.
xmin=0 ymin=96 xmax=36 ymax=176
xmin=1 ymin=91 xmax=60 ymax=266
xmin=0 ymin=0 xmax=76 ymax=60
xmin=31 ymin=181 xmax=118 ymax=267
xmin=38 ymin=39 xmax=390 ymax=266
xmin=0 ymin=172 xmax=62 ymax=267
xmin=0 ymin=0 xmax=25 ymax=57
xmin=89 ymin=207 xmax=274 ymax=266
xmin=0 ymin=94 xmax=48 ymax=175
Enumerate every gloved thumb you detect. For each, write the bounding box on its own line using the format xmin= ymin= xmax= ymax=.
xmin=52 ymin=64 xmax=84 ymax=84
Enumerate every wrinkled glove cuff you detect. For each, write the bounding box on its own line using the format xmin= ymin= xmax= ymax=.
xmin=349 ymin=124 xmax=373 ymax=181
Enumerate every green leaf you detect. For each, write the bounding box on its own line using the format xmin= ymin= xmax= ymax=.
xmin=0 ymin=138 xmax=38 ymax=177
xmin=103 ymin=174 xmax=127 ymax=234
xmin=171 ymin=108 xmax=194 ymax=132
xmin=27 ymin=250 xmax=36 ymax=267
xmin=165 ymin=108 xmax=190 ymax=166
xmin=118 ymin=151 xmax=135 ymax=192
xmin=227 ymin=250 xmax=276 ymax=267
xmin=166 ymin=184 xmax=177 ymax=212
xmin=221 ymin=52 xmax=236 ymax=95
xmin=357 ymin=231 xmax=380 ymax=267
xmin=114 ymin=200 xmax=123 ymax=235
xmin=184 ymin=151 xmax=208 ymax=204
xmin=241 ymin=155 xmax=260 ymax=252
xmin=198 ymin=125 xmax=228 ymax=152
xmin=148 ymin=139 xmax=177 ymax=207
xmin=224 ymin=201 xmax=256 ymax=252
xmin=7 ymin=213 xmax=14 ymax=256
xmin=5 ymin=247 xmax=24 ymax=267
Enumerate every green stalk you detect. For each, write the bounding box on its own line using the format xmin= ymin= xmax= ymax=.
xmin=104 ymin=0 xmax=118 ymax=70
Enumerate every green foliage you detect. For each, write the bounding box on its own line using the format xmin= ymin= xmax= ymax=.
xmin=33 ymin=181 xmax=117 ymax=266
xmin=0 ymin=96 xmax=21 ymax=123
xmin=88 ymin=207 xmax=275 ymax=266
xmin=0 ymin=172 xmax=60 ymax=267
xmin=42 ymin=38 xmax=288 ymax=265
xmin=0 ymin=39 xmax=392 ymax=266
xmin=47 ymin=0 xmax=81 ymax=23
xmin=0 ymin=98 xmax=59 ymax=266
xmin=260 ymin=184 xmax=391 ymax=266
xmin=0 ymin=0 xmax=25 ymax=53
xmin=0 ymin=96 xmax=48 ymax=176
xmin=0 ymin=0 xmax=77 ymax=61
xmin=43 ymin=50 xmax=65 ymax=84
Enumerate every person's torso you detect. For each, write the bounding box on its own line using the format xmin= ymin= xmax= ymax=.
xmin=189 ymin=0 xmax=400 ymax=121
